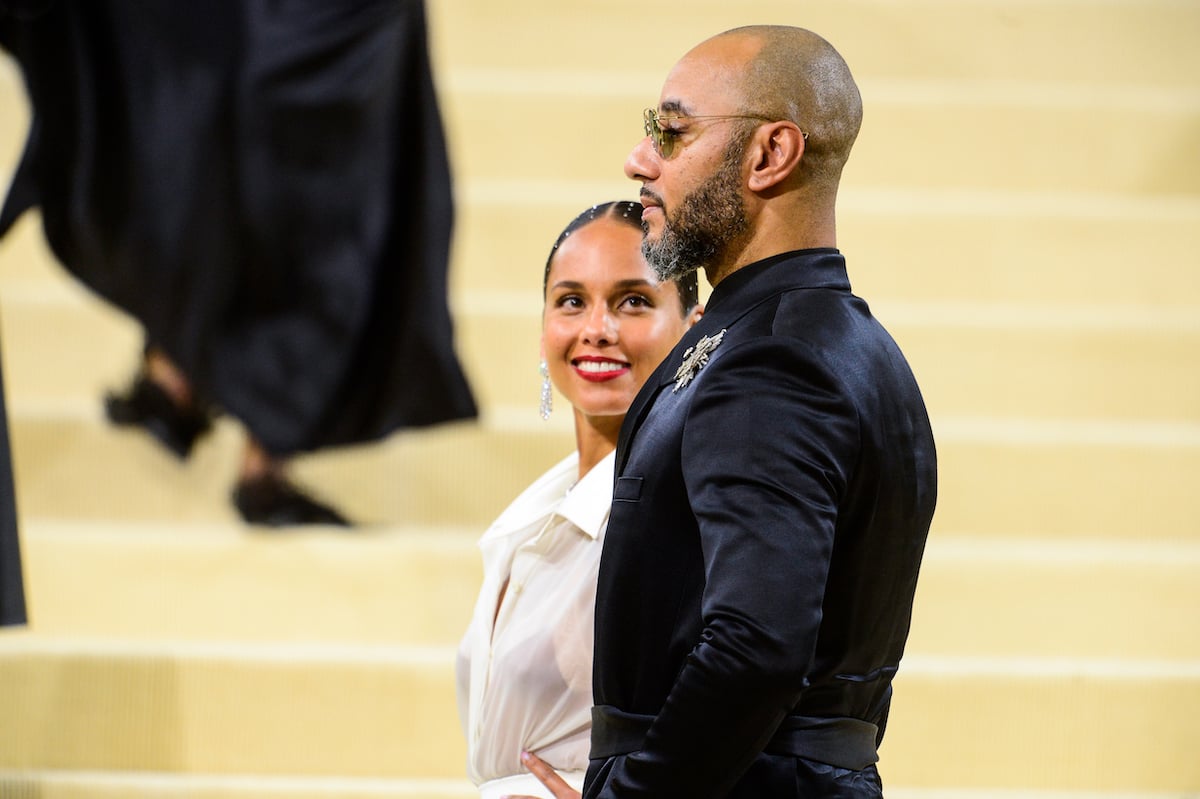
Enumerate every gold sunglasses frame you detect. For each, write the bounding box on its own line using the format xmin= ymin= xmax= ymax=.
xmin=643 ymin=107 xmax=807 ymax=158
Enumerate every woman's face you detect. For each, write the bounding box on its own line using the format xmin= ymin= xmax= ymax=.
xmin=543 ymin=217 xmax=699 ymax=425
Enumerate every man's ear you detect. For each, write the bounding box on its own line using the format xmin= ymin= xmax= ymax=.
xmin=746 ymin=122 xmax=805 ymax=192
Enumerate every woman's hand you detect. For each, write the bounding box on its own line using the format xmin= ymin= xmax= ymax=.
xmin=499 ymin=751 xmax=583 ymax=799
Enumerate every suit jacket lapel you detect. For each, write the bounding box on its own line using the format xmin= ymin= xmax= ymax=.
xmin=615 ymin=353 xmax=673 ymax=474
xmin=614 ymin=249 xmax=851 ymax=475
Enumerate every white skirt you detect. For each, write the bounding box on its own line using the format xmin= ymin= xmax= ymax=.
xmin=478 ymin=770 xmax=586 ymax=799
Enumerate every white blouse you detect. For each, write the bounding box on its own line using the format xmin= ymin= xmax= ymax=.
xmin=456 ymin=450 xmax=614 ymax=793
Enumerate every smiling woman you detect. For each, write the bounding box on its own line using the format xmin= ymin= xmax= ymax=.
xmin=455 ymin=201 xmax=700 ymax=799
xmin=542 ymin=203 xmax=702 ymax=466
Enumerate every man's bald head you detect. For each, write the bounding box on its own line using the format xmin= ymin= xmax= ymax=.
xmin=698 ymin=26 xmax=863 ymax=192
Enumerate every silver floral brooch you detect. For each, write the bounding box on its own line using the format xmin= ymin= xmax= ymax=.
xmin=673 ymin=328 xmax=726 ymax=392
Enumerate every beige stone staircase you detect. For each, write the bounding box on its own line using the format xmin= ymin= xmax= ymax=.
xmin=1 ymin=1 xmax=1198 ymax=796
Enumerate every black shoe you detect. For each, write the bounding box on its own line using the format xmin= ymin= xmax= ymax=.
xmin=104 ymin=375 xmax=214 ymax=459
xmin=232 ymin=474 xmax=352 ymax=528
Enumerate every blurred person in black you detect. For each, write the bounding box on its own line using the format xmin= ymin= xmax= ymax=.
xmin=0 ymin=349 xmax=24 ymax=627
xmin=0 ymin=0 xmax=477 ymax=526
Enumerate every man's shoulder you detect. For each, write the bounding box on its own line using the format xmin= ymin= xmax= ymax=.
xmin=716 ymin=280 xmax=866 ymax=351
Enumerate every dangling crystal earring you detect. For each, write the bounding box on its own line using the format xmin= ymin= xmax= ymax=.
xmin=538 ymin=360 xmax=553 ymax=420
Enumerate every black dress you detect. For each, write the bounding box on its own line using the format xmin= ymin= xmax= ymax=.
xmin=0 ymin=0 xmax=476 ymax=456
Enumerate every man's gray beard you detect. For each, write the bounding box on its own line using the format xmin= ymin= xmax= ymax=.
xmin=642 ymin=137 xmax=749 ymax=283
xmin=642 ymin=236 xmax=695 ymax=283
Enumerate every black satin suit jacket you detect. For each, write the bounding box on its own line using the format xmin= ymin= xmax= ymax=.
xmin=586 ymin=250 xmax=937 ymax=798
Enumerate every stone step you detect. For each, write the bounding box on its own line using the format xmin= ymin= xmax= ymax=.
xmin=834 ymin=190 xmax=1200 ymax=310
xmin=0 ymin=634 xmax=466 ymax=779
xmin=881 ymin=656 xmax=1200 ymax=792
xmin=0 ymin=771 xmax=477 ymax=799
xmin=5 ymin=185 xmax=1200 ymax=312
xmin=887 ymin=309 xmax=1199 ymax=422
xmin=452 ymin=188 xmax=1200 ymax=306
xmin=20 ymin=520 xmax=480 ymax=647
xmin=906 ymin=539 xmax=1200 ymax=661
xmin=1 ymin=634 xmax=1195 ymax=791
xmin=426 ymin=0 xmax=1200 ymax=89
xmin=0 ymin=773 xmax=1188 ymax=799
xmin=6 ymin=413 xmax=569 ymax=529
xmin=7 ymin=411 xmax=1199 ymax=540
xmin=438 ymin=84 xmax=1200 ymax=195
xmin=3 ymin=272 xmax=1197 ymax=424
xmin=19 ymin=519 xmax=1197 ymax=660
xmin=933 ymin=419 xmax=1199 ymax=541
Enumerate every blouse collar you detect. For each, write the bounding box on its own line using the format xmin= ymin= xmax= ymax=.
xmin=556 ymin=450 xmax=615 ymax=541
xmin=481 ymin=449 xmax=615 ymax=544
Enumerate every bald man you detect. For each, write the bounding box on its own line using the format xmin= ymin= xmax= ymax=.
xmin=582 ymin=26 xmax=937 ymax=798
